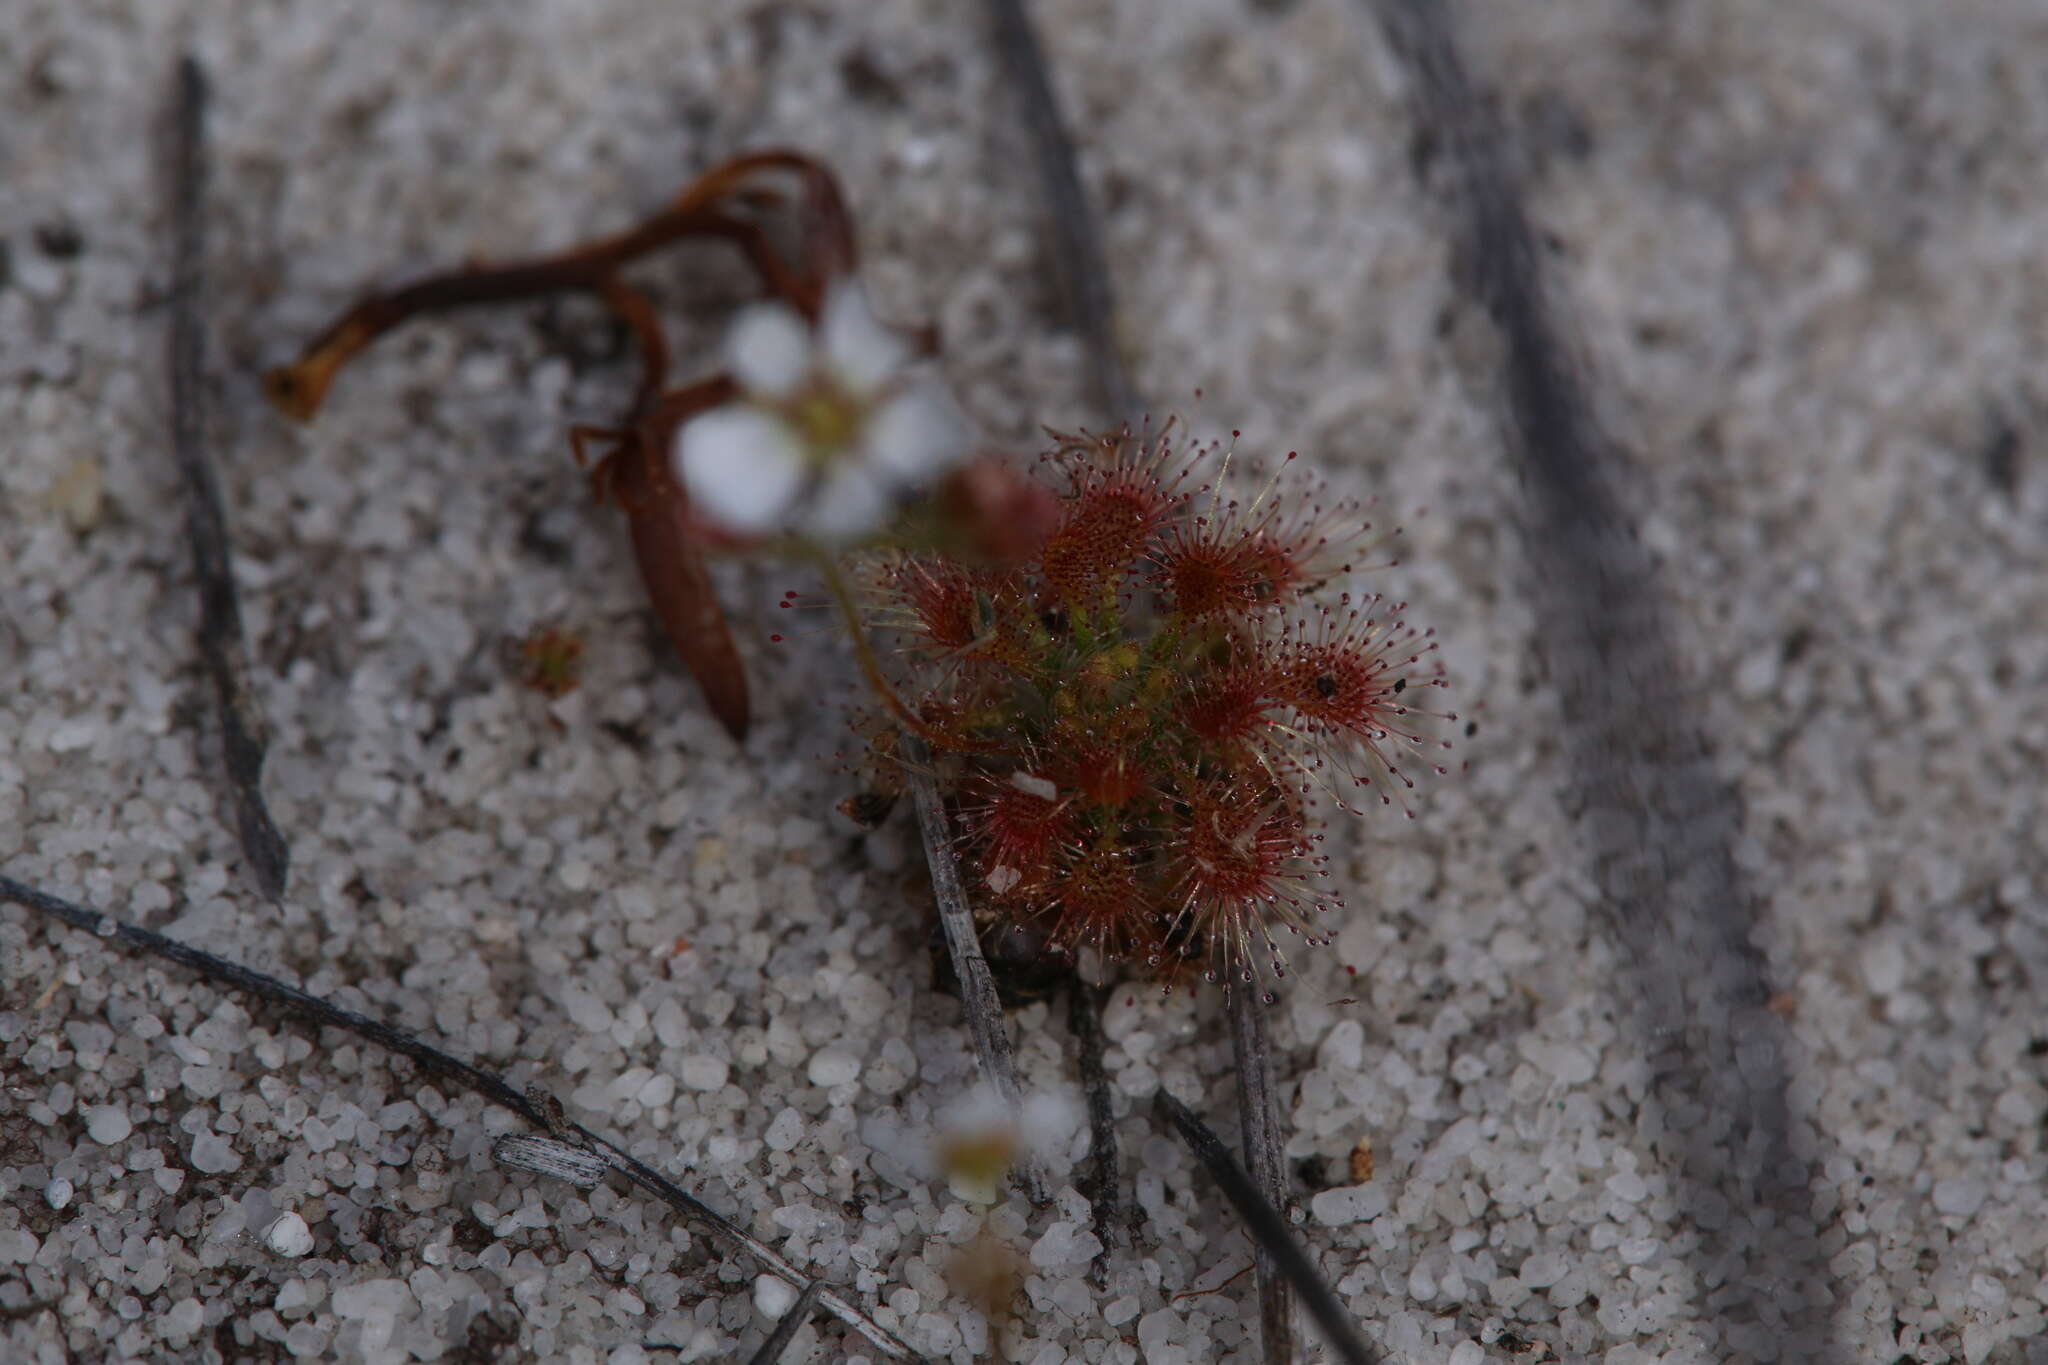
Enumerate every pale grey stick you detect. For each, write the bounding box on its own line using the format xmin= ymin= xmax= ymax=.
xmin=167 ymin=56 xmax=290 ymax=900
xmin=902 ymin=736 xmax=1049 ymax=1204
xmin=981 ymin=2 xmax=1298 ymax=1346
xmin=1230 ymin=985 xmax=1296 ymax=1364
xmin=984 ymin=0 xmax=1140 ymax=423
xmin=1156 ymin=1091 xmax=1381 ymax=1365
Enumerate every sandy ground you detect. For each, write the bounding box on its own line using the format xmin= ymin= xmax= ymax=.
xmin=4 ymin=2 xmax=2046 ymax=1362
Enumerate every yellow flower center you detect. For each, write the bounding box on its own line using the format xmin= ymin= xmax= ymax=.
xmin=789 ymin=381 xmax=866 ymax=462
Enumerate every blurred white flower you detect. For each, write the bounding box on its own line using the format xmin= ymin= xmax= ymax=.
xmin=934 ymin=1084 xmax=1083 ymax=1205
xmin=675 ymin=280 xmax=969 ymax=543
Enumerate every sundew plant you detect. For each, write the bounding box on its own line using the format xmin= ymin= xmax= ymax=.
xmin=262 ymin=147 xmax=1457 ymax=998
xmin=246 ymin=138 xmax=1459 ymax=1361
xmin=860 ymin=424 xmax=1455 ymax=994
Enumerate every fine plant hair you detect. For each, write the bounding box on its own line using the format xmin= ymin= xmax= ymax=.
xmin=1360 ymin=1 xmax=1845 ymax=1357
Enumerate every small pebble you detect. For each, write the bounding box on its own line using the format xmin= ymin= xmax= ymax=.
xmin=85 ymin=1105 xmax=132 ymax=1145
xmin=808 ymin=1047 xmax=861 ymax=1088
xmin=679 ymin=1055 xmax=728 ymax=1092
xmin=1029 ymin=1220 xmax=1102 ymax=1270
xmin=191 ymin=1133 xmax=241 ymax=1174
xmin=753 ymin=1273 xmax=798 ymax=1319
xmin=765 ymin=1107 xmax=805 ymax=1153
xmin=1861 ymin=939 xmax=1907 ymax=995
xmin=1310 ymin=1183 xmax=1388 ymax=1226
xmin=160 ymin=1296 xmax=205 ymax=1339
xmin=1933 ymin=1177 xmax=1989 ymax=1218
xmin=44 ymin=1177 xmax=73 ymax=1210
xmin=264 ymin=1212 xmax=316 ymax=1258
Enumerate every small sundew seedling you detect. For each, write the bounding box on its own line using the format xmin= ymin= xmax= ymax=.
xmin=862 ymin=423 xmax=1455 ymax=992
xmin=515 ymin=625 xmax=586 ymax=700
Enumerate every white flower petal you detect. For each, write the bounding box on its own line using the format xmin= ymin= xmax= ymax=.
xmin=820 ymin=281 xmax=911 ymax=395
xmin=675 ymin=406 xmax=807 ymax=534
xmin=802 ymin=462 xmax=895 ymax=543
xmin=1009 ymin=771 xmax=1058 ymax=801
xmin=862 ymin=380 xmax=970 ymax=485
xmin=726 ymin=302 xmax=813 ymax=398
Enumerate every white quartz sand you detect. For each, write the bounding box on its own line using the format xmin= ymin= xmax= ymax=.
xmin=4 ymin=2 xmax=2045 ymax=1361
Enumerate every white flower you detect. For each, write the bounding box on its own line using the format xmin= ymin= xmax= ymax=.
xmin=674 ymin=280 xmax=969 ymax=543
xmin=933 ymin=1085 xmax=1082 ymax=1205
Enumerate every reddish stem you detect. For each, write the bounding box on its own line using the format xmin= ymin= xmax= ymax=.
xmin=263 ymin=150 xmax=856 ymax=420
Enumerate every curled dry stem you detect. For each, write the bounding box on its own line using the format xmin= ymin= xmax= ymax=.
xmin=263 ymin=150 xmax=861 ymax=741
xmin=263 ymin=150 xmax=853 ymax=421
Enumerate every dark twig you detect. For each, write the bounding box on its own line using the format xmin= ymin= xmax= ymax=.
xmin=1229 ymin=986 xmax=1295 ymax=1364
xmin=984 ymin=0 xmax=1140 ymax=421
xmin=1066 ymin=975 xmax=1123 ymax=1278
xmin=167 ymin=57 xmax=289 ymax=900
xmin=983 ymin=6 xmax=1312 ymax=1339
xmin=985 ymin=0 xmax=1226 ymax=1280
xmin=745 ymin=1280 xmax=825 ymax=1365
xmin=901 ymin=738 xmax=1049 ymax=1204
xmin=0 ymin=874 xmax=929 ymax=1364
xmin=1154 ymin=1091 xmax=1381 ymax=1365
xmin=1359 ymin=2 xmax=1840 ymax=1356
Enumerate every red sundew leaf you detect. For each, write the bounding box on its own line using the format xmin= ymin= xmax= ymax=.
xmin=895 ymin=560 xmax=984 ymax=653
xmin=1235 ymin=527 xmax=1315 ymax=605
xmin=1045 ymin=709 xmax=1156 ymax=809
xmin=1041 ymin=489 xmax=1167 ymax=602
xmin=1147 ymin=450 xmax=1389 ymax=622
xmin=1272 ymin=597 xmax=1455 ymax=815
xmin=1150 ymin=520 xmax=1272 ymax=621
xmin=1279 ymin=640 xmax=1404 ymax=733
xmin=960 ymin=772 xmax=1077 ymax=898
xmin=1166 ymin=775 xmax=1338 ymax=984
xmin=1036 ymin=838 xmax=1164 ymax=965
xmin=1038 ymin=426 xmax=1193 ymax=601
xmin=1180 ymin=664 xmax=1278 ymax=748
xmin=1075 ymin=753 xmax=1150 ymax=809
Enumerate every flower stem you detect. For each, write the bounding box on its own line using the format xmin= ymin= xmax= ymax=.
xmin=815 ymin=554 xmax=991 ymax=754
xmin=264 ymin=150 xmax=853 ymax=421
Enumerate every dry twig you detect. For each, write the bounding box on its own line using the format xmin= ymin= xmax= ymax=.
xmin=0 ymin=874 xmax=931 ymax=1364
xmin=1154 ymin=1091 xmax=1380 ymax=1365
xmin=902 ymin=737 xmax=1050 ymax=1205
xmin=1230 ymin=985 xmax=1296 ymax=1362
xmin=167 ymin=57 xmax=289 ymax=899
xmin=984 ymin=0 xmax=1140 ymax=422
